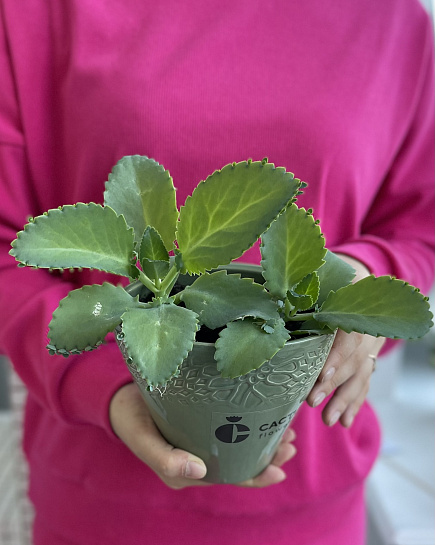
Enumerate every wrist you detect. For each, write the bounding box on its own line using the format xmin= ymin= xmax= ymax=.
xmin=335 ymin=253 xmax=371 ymax=282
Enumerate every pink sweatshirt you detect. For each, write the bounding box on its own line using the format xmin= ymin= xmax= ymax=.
xmin=0 ymin=1 xmax=434 ymax=544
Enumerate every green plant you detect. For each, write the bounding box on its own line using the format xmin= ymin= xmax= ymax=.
xmin=10 ymin=156 xmax=433 ymax=388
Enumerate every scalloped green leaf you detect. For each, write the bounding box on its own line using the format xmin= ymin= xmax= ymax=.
xmin=104 ymin=155 xmax=178 ymax=250
xmin=314 ymin=276 xmax=433 ymax=339
xmin=177 ymin=160 xmax=300 ymax=273
xmin=288 ymin=272 xmax=320 ymax=312
xmin=121 ymin=304 xmax=198 ymax=387
xmin=215 ymin=318 xmax=290 ymax=378
xmin=261 ymin=204 xmax=326 ymax=298
xmin=180 ymin=270 xmax=280 ymax=329
xmin=47 ymin=283 xmax=140 ymax=352
xmin=139 ymin=226 xmax=170 ymax=282
xmin=10 ymin=204 xmax=135 ymax=276
xmin=139 ymin=226 xmax=169 ymax=262
xmin=316 ymin=250 xmax=356 ymax=305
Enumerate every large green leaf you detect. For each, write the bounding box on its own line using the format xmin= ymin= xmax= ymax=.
xmin=121 ymin=304 xmax=198 ymax=387
xmin=314 ymin=276 xmax=433 ymax=339
xmin=104 ymin=155 xmax=178 ymax=250
xmin=316 ymin=250 xmax=356 ymax=306
xmin=261 ymin=204 xmax=326 ymax=298
xmin=47 ymin=283 xmax=140 ymax=353
xmin=177 ymin=160 xmax=300 ymax=273
xmin=180 ymin=270 xmax=280 ymax=329
xmin=215 ymin=318 xmax=290 ymax=378
xmin=139 ymin=226 xmax=170 ymax=283
xmin=10 ymin=204 xmax=135 ymax=276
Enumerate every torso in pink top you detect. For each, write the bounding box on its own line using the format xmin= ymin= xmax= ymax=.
xmin=0 ymin=1 xmax=433 ymax=544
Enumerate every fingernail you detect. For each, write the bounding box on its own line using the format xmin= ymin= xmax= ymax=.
xmin=268 ymin=467 xmax=287 ymax=484
xmin=185 ymin=460 xmax=207 ymax=479
xmin=343 ymin=412 xmax=355 ymax=428
xmin=313 ymin=392 xmax=326 ymax=407
xmin=275 ymin=469 xmax=287 ymax=483
xmin=322 ymin=367 xmax=336 ymax=383
xmin=329 ymin=411 xmax=341 ymax=426
xmin=282 ymin=427 xmax=296 ymax=442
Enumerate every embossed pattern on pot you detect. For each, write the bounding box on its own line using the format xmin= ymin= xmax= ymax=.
xmin=118 ymin=332 xmax=335 ymax=483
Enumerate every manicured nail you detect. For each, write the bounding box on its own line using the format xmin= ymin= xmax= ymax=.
xmin=313 ymin=392 xmax=326 ymax=407
xmin=329 ymin=411 xmax=341 ymax=426
xmin=185 ymin=460 xmax=207 ymax=479
xmin=322 ymin=367 xmax=336 ymax=383
xmin=273 ymin=467 xmax=287 ymax=484
xmin=343 ymin=413 xmax=355 ymax=428
xmin=282 ymin=427 xmax=296 ymax=442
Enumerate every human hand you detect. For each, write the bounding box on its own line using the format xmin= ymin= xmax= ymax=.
xmin=306 ymin=254 xmax=385 ymax=428
xmin=306 ymin=330 xmax=384 ymax=427
xmin=109 ymin=382 xmax=297 ymax=489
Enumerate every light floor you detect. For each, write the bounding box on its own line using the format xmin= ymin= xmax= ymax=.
xmin=0 ymin=372 xmax=33 ymax=545
xmin=367 ymin=342 xmax=435 ymax=545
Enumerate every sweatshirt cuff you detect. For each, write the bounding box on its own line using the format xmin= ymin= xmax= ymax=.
xmin=330 ymin=237 xmax=404 ymax=279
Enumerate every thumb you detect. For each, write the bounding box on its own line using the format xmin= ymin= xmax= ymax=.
xmin=110 ymin=383 xmax=209 ymax=488
xmin=135 ymin=433 xmax=210 ymax=489
xmin=140 ymin=435 xmax=208 ymax=486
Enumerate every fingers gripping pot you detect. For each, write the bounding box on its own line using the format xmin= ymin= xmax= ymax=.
xmin=116 ymin=329 xmax=335 ymax=484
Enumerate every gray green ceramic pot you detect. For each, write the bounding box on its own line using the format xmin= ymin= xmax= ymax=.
xmin=119 ymin=265 xmax=335 ymax=484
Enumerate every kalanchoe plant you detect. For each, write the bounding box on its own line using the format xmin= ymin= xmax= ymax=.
xmin=10 ymin=156 xmax=433 ymax=389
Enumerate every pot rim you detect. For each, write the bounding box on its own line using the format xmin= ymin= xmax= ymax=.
xmin=192 ymin=331 xmax=335 ymax=349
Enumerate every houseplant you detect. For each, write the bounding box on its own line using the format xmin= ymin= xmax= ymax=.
xmin=10 ymin=155 xmax=433 ymax=483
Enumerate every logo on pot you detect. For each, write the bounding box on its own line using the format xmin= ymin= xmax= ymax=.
xmin=215 ymin=416 xmax=250 ymax=444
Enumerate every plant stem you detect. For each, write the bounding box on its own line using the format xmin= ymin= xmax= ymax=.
xmin=156 ymin=264 xmax=180 ymax=298
xmin=285 ymin=312 xmax=314 ymax=322
xmin=284 ymin=299 xmax=295 ymax=319
xmin=137 ymin=269 xmax=158 ymax=294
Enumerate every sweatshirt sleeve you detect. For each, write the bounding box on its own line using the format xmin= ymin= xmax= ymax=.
xmin=0 ymin=146 xmax=133 ymax=436
xmin=331 ymin=14 xmax=435 ymax=295
xmin=0 ymin=12 xmax=132 ymax=437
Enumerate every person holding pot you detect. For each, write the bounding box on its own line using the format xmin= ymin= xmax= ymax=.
xmin=0 ymin=1 xmax=433 ymax=544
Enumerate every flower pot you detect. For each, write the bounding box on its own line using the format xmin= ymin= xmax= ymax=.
xmin=118 ymin=264 xmax=335 ymax=483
